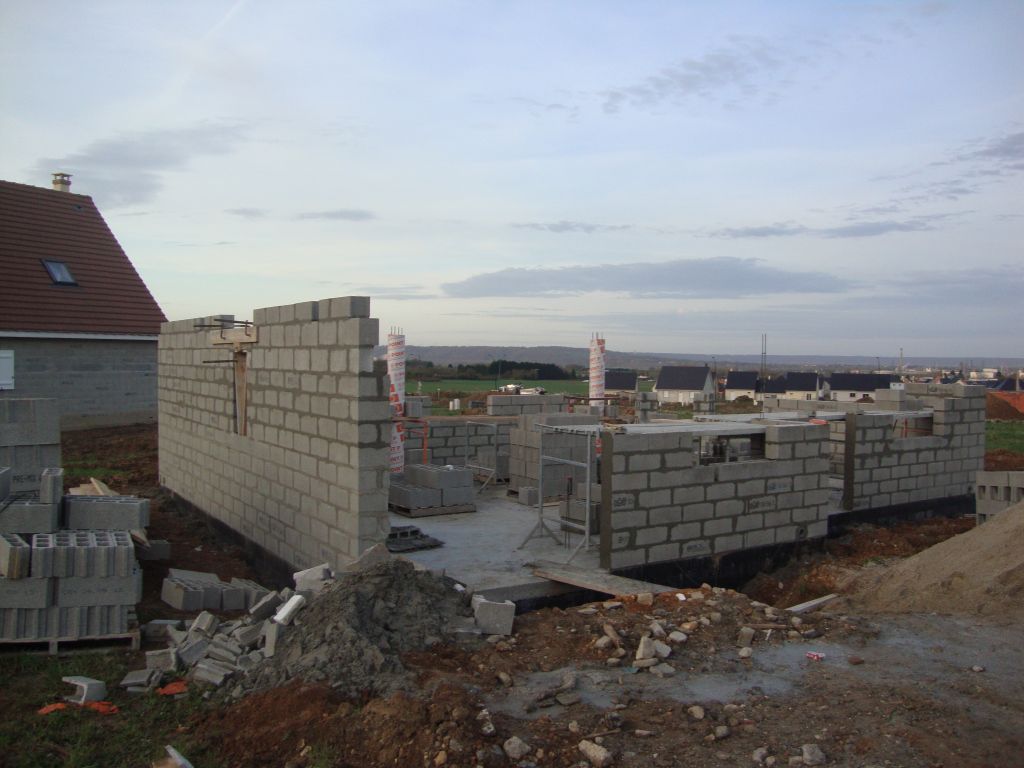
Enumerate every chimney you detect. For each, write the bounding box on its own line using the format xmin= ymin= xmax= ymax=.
xmin=51 ymin=172 xmax=72 ymax=192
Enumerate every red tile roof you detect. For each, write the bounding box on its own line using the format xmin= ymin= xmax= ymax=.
xmin=0 ymin=180 xmax=166 ymax=335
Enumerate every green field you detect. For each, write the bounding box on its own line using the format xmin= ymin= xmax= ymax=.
xmin=406 ymin=378 xmax=654 ymax=396
xmin=987 ymin=420 xmax=1024 ymax=454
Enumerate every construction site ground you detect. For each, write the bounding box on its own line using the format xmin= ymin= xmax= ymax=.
xmin=1 ymin=422 xmax=1022 ymax=767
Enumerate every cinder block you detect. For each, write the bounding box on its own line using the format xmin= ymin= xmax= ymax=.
xmin=38 ymin=468 xmax=64 ymax=504
xmin=389 ymin=480 xmax=443 ymax=509
xmin=0 ymin=575 xmax=51 ymax=608
xmin=0 ymin=467 xmax=10 ymax=501
xmin=0 ymin=533 xmax=30 ymax=578
xmin=0 ymin=500 xmax=59 ymax=534
xmin=248 ymin=590 xmax=282 ymax=621
xmin=161 ymin=577 xmax=205 ymax=611
xmin=146 ymin=647 xmax=179 ymax=672
xmin=230 ymin=577 xmax=270 ymax=608
xmin=64 ymin=496 xmax=150 ymax=530
xmin=471 ymin=594 xmax=516 ymax=635
xmin=442 ymin=485 xmax=475 ymax=506
xmin=54 ymin=569 xmax=142 ymax=607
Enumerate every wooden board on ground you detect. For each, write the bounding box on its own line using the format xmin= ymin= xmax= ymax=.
xmin=390 ymin=503 xmax=476 ymax=519
xmin=530 ymin=559 xmax=675 ymax=596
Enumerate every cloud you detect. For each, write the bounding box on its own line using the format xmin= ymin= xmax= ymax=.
xmin=33 ymin=123 xmax=245 ymax=207
xmin=225 ymin=207 xmax=267 ymax=219
xmin=442 ymin=256 xmax=851 ymax=299
xmin=512 ymin=220 xmax=631 ymax=234
xmin=708 ymin=218 xmax=940 ymax=239
xmin=295 ymin=209 xmax=376 ymax=221
xmin=600 ymin=35 xmax=799 ymax=113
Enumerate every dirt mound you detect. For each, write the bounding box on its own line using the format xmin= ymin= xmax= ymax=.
xmin=987 ymin=391 xmax=1024 ymax=420
xmin=227 ymin=559 xmax=469 ymax=699
xmin=847 ymin=502 xmax=1024 ymax=620
xmin=986 ymin=449 xmax=1024 ymax=471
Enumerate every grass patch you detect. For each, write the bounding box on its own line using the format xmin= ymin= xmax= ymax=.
xmin=0 ymin=652 xmax=216 ymax=767
xmin=987 ymin=420 xmax=1024 ymax=454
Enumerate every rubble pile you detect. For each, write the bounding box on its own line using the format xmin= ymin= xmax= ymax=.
xmin=141 ymin=555 xmax=473 ymax=700
xmin=231 ymin=558 xmax=469 ymax=697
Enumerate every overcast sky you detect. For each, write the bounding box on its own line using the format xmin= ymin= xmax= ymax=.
xmin=2 ymin=1 xmax=1021 ymax=358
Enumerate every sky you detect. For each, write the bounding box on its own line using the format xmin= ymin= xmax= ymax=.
xmin=1 ymin=1 xmax=1021 ymax=358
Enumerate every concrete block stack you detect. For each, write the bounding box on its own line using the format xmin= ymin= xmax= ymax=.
xmin=0 ymin=459 xmax=145 ymax=644
xmin=0 ymin=399 xmax=61 ymax=494
xmin=487 ymin=394 xmax=569 ymax=417
xmin=602 ymin=422 xmax=832 ymax=570
xmin=388 ymin=463 xmax=476 ymax=511
xmin=634 ymin=392 xmax=657 ymax=423
xmin=508 ymin=413 xmax=600 ymax=498
xmin=160 ymin=568 xmax=254 ymax=612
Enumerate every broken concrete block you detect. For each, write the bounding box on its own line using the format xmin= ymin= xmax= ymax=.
xmin=262 ymin=620 xmax=281 ymax=657
xmin=272 ymin=594 xmax=306 ymax=626
xmin=176 ymin=637 xmax=210 ymax=667
xmin=64 ymin=495 xmax=149 ymax=530
xmin=62 ymin=675 xmax=107 ymax=704
xmin=248 ymin=590 xmax=282 ymax=621
xmin=142 ymin=619 xmax=184 ymax=641
xmin=229 ymin=577 xmax=269 ymax=608
xmin=146 ymin=647 xmax=179 ymax=672
xmin=192 ymin=658 xmax=234 ymax=687
xmin=120 ymin=668 xmax=162 ymax=690
xmin=293 ymin=563 xmax=332 ymax=595
xmin=471 ymin=594 xmax=516 ymax=635
xmin=0 ymin=533 xmax=29 ymax=579
xmin=189 ymin=611 xmax=219 ymax=637
xmin=231 ymin=623 xmax=263 ymax=650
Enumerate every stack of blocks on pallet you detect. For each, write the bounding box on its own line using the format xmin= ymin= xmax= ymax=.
xmin=0 ymin=464 xmax=146 ymax=643
xmin=161 ymin=568 xmax=269 ymax=612
xmin=389 ymin=463 xmax=476 ymax=512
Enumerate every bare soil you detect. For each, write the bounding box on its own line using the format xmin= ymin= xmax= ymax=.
xmin=36 ymin=424 xmax=1024 ymax=767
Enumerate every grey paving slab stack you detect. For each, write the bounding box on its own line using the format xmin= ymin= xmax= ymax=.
xmin=0 ymin=399 xmax=61 ymax=494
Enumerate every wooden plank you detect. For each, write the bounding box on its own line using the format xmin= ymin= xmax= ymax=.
xmin=530 ymin=559 xmax=675 ymax=596
xmin=390 ymin=503 xmax=476 ymax=519
xmin=209 ymin=327 xmax=258 ymax=345
xmin=90 ymin=478 xmax=116 ymax=496
xmin=785 ymin=593 xmax=840 ymax=614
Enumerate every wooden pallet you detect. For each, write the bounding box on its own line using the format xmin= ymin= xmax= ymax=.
xmin=390 ymin=503 xmax=476 ymax=518
xmin=0 ymin=627 xmax=141 ymax=655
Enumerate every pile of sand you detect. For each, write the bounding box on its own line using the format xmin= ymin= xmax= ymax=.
xmin=848 ymin=502 xmax=1024 ymax=620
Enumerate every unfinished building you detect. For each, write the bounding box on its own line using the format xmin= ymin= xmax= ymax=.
xmin=155 ymin=297 xmax=986 ymax=598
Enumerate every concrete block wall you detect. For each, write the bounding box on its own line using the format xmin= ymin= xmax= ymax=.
xmin=487 ymin=394 xmax=569 ymax=417
xmin=158 ymin=297 xmax=390 ymax=571
xmin=600 ymin=423 xmax=831 ymax=570
xmin=0 ymin=338 xmax=159 ymax=429
xmin=974 ymin=470 xmax=1024 ymax=523
xmin=0 ymin=398 xmax=61 ymax=493
xmin=405 ymin=417 xmax=514 ymax=468
xmin=840 ymin=384 xmax=985 ymax=511
xmin=508 ymin=413 xmax=600 ymax=497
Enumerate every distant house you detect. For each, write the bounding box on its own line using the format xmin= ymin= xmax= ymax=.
xmin=604 ymin=370 xmax=638 ymax=395
xmin=828 ymin=373 xmax=897 ymax=402
xmin=653 ymin=365 xmax=713 ymax=405
xmin=724 ymin=370 xmax=759 ymax=401
xmin=0 ymin=176 xmax=166 ymax=428
xmin=779 ymin=371 xmax=826 ymax=401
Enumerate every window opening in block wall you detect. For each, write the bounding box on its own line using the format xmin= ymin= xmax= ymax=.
xmin=698 ymin=433 xmax=765 ymax=464
xmin=890 ymin=415 xmax=934 ymax=438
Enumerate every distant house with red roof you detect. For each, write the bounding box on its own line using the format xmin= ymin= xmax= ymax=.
xmin=0 ymin=175 xmax=166 ymax=428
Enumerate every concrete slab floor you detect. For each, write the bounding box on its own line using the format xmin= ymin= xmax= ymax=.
xmin=389 ymin=485 xmax=601 ymax=604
